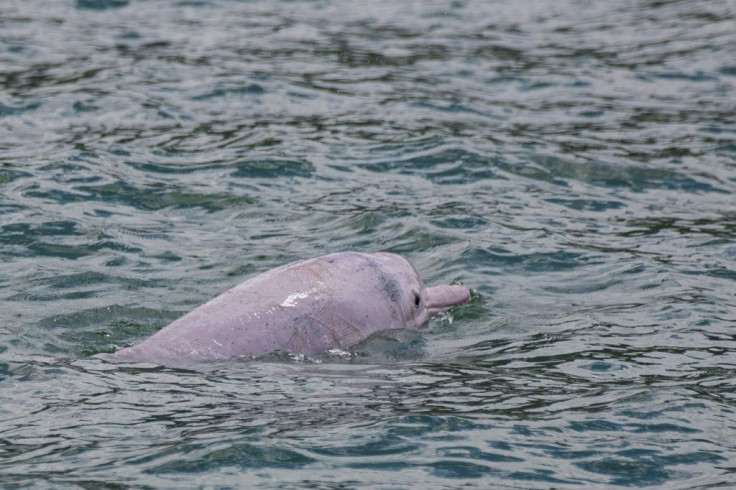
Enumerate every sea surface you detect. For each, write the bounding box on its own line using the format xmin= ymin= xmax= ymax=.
xmin=1 ymin=0 xmax=736 ymax=487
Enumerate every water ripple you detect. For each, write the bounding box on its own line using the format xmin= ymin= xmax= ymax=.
xmin=1 ymin=0 xmax=735 ymax=487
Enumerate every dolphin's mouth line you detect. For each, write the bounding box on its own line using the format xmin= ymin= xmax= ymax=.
xmin=423 ymin=284 xmax=471 ymax=315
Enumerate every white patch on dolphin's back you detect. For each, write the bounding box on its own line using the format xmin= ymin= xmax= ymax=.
xmin=281 ymin=291 xmax=310 ymax=308
xmin=280 ymin=284 xmax=324 ymax=308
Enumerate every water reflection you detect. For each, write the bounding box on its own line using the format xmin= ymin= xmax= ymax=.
xmin=1 ymin=0 xmax=735 ymax=486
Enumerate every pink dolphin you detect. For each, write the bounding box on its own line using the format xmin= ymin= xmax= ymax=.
xmin=112 ymin=252 xmax=470 ymax=366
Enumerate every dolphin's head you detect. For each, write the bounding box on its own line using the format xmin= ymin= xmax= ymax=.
xmin=372 ymin=252 xmax=470 ymax=328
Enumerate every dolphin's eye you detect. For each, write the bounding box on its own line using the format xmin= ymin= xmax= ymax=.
xmin=413 ymin=292 xmax=421 ymax=308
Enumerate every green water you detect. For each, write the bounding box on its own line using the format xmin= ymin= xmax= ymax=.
xmin=1 ymin=0 xmax=735 ymax=487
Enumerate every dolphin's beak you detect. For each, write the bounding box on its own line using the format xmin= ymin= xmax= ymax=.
xmin=424 ymin=284 xmax=471 ymax=315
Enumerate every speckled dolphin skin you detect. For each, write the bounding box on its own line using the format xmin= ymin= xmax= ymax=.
xmin=111 ymin=252 xmax=470 ymax=365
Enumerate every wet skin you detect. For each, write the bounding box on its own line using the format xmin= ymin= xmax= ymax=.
xmin=110 ymin=252 xmax=471 ymax=366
